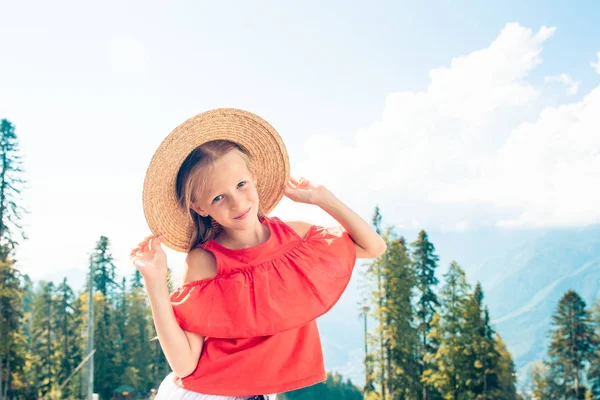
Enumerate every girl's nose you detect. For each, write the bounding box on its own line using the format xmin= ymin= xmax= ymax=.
xmin=230 ymin=193 xmax=243 ymax=210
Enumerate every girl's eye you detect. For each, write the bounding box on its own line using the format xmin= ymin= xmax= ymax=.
xmin=238 ymin=181 xmax=247 ymax=188
xmin=212 ymin=195 xmax=223 ymax=203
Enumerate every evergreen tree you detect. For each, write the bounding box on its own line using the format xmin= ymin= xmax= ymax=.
xmin=92 ymin=236 xmax=117 ymax=301
xmin=72 ymin=291 xmax=90 ymax=399
xmin=462 ymin=283 xmax=501 ymax=398
xmin=88 ymin=236 xmax=120 ymax=399
xmin=124 ymin=271 xmax=153 ymax=392
xmin=0 ymin=119 xmax=27 ymax=260
xmin=114 ymin=276 xmax=129 ymax=380
xmin=382 ymin=235 xmax=419 ymax=399
xmin=132 ymin=269 xmax=144 ymax=290
xmin=93 ymin=292 xmax=121 ymax=399
xmin=528 ymin=361 xmax=550 ymax=400
xmin=588 ymin=299 xmax=600 ymax=398
xmin=0 ymin=260 xmax=27 ymax=399
xmin=361 ymin=205 xmax=388 ymax=398
xmin=281 ymin=371 xmax=363 ymax=400
xmin=411 ymin=230 xmax=440 ymax=399
xmin=495 ymin=334 xmax=519 ymax=400
xmin=29 ymin=281 xmax=57 ymax=398
xmin=371 ymin=206 xmax=388 ymax=399
xmin=424 ymin=262 xmax=470 ymax=399
xmin=0 ymin=119 xmax=28 ymax=400
xmin=18 ymin=273 xmax=36 ymax=399
xmin=546 ymin=290 xmax=596 ymax=399
xmin=54 ymin=278 xmax=80 ymax=399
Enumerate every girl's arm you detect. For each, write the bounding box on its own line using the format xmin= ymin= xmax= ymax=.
xmin=131 ymin=236 xmax=204 ymax=378
xmin=145 ymin=280 xmax=204 ymax=377
xmin=285 ymin=177 xmax=387 ymax=258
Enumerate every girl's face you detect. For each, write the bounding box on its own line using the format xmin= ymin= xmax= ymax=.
xmin=193 ymin=150 xmax=260 ymax=229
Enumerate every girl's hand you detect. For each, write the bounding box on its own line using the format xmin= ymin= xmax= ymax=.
xmin=284 ymin=177 xmax=332 ymax=206
xmin=130 ymin=235 xmax=168 ymax=284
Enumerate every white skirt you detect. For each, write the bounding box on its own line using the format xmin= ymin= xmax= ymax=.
xmin=155 ymin=373 xmax=277 ymax=400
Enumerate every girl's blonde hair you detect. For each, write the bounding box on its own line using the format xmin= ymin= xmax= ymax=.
xmin=175 ymin=140 xmax=258 ymax=251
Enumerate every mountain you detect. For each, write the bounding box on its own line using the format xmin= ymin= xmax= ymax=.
xmin=483 ymin=224 xmax=600 ymax=379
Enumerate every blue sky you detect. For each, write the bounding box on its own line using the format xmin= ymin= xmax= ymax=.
xmin=1 ymin=1 xmax=599 ymax=280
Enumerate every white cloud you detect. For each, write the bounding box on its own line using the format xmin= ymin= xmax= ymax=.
xmin=544 ymin=73 xmax=579 ymax=95
xmin=592 ymin=52 xmax=600 ymax=74
xmin=285 ymin=23 xmax=600 ymax=231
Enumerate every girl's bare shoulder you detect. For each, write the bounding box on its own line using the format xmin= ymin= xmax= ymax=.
xmin=283 ymin=220 xmax=313 ymax=240
xmin=183 ymin=246 xmax=218 ymax=283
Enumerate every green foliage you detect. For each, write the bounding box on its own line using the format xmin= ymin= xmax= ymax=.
xmin=424 ymin=262 xmax=471 ymax=399
xmin=0 ymin=260 xmax=28 ymax=398
xmin=0 ymin=119 xmax=27 ymax=260
xmin=412 ymin=230 xmax=441 ymax=399
xmin=363 ymin=207 xmax=519 ymax=400
xmin=546 ymin=290 xmax=597 ymax=399
xmin=280 ymin=372 xmax=363 ymax=400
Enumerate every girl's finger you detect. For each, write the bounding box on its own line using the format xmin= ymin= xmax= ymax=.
xmin=283 ymin=185 xmax=295 ymax=198
xmin=154 ymin=236 xmax=165 ymax=253
xmin=142 ymin=239 xmax=152 ymax=253
xmin=136 ymin=238 xmax=150 ymax=250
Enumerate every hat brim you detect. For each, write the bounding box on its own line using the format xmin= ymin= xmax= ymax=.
xmin=142 ymin=108 xmax=290 ymax=252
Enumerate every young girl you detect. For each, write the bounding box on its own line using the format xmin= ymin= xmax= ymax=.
xmin=131 ymin=108 xmax=386 ymax=400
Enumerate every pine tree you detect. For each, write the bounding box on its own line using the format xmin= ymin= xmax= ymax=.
xmin=361 ymin=206 xmax=388 ymax=398
xmin=0 ymin=119 xmax=27 ymax=260
xmin=588 ymin=299 xmax=600 ymax=398
xmin=54 ymin=278 xmax=80 ymax=399
xmin=88 ymin=236 xmax=120 ymax=399
xmin=94 ymin=291 xmax=121 ymax=399
xmin=114 ymin=277 xmax=129 ymax=381
xmin=92 ymin=236 xmax=117 ymax=301
xmin=71 ymin=292 xmax=90 ymax=398
xmin=372 ymin=206 xmax=388 ymax=399
xmin=547 ymin=290 xmax=596 ymax=399
xmin=132 ymin=269 xmax=143 ymax=290
xmin=424 ymin=262 xmax=470 ymax=399
xmin=411 ymin=230 xmax=440 ymax=399
xmin=528 ymin=361 xmax=550 ymax=400
xmin=0 ymin=119 xmax=28 ymax=399
xmin=18 ymin=273 xmax=36 ymax=399
xmin=382 ymin=235 xmax=419 ymax=399
xmin=124 ymin=271 xmax=153 ymax=392
xmin=0 ymin=260 xmax=27 ymax=399
xmin=281 ymin=371 xmax=363 ymax=400
xmin=462 ymin=283 xmax=501 ymax=399
xmin=29 ymin=281 xmax=57 ymax=398
xmin=495 ymin=334 xmax=518 ymax=400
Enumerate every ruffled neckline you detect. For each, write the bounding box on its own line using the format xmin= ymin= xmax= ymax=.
xmin=207 ymin=215 xmax=274 ymax=255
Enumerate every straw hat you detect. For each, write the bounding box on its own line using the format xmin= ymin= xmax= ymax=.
xmin=142 ymin=108 xmax=290 ymax=252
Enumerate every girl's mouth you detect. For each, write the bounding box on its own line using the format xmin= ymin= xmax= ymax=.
xmin=234 ymin=207 xmax=251 ymax=220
